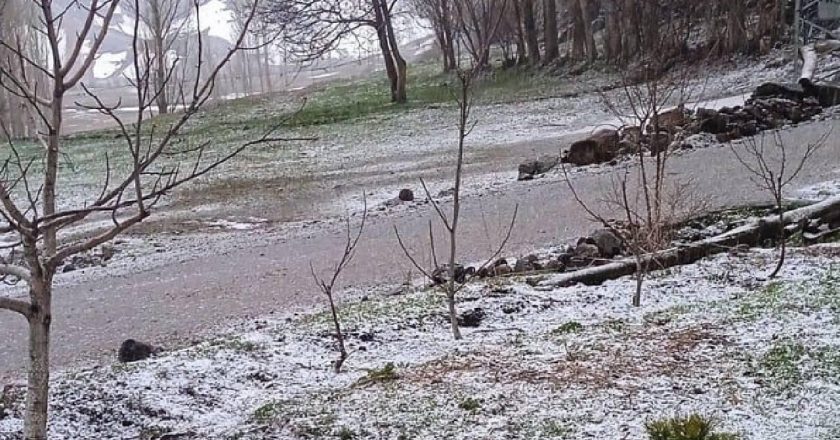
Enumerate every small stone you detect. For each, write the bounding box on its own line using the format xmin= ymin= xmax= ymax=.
xmin=398 ymin=188 xmax=414 ymax=202
xmin=458 ymin=308 xmax=485 ymax=327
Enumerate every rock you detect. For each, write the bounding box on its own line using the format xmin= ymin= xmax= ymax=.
xmin=62 ymin=264 xmax=77 ymax=273
xmin=432 ymin=264 xmax=474 ymax=284
xmin=517 ymin=155 xmax=559 ymax=181
xmin=590 ymin=229 xmax=623 ymax=258
xmin=437 ymin=187 xmax=455 ymax=198
xmin=99 ymin=245 xmax=116 ymax=261
xmin=753 ymin=83 xmax=805 ymax=101
xmin=620 ymin=125 xmax=642 ymax=143
xmin=398 ymin=188 xmax=414 ymax=202
xmin=618 ymin=139 xmax=640 ymax=155
xmin=513 ymin=259 xmax=534 ymax=273
xmin=574 ymin=242 xmax=601 ymax=260
xmin=494 ymin=263 xmax=513 ymax=276
xmin=699 ymin=112 xmax=730 ymax=134
xmin=118 ymin=339 xmax=158 ymax=363
xmin=457 ymin=308 xmax=485 ymax=327
xmin=563 ymin=129 xmax=620 ymax=166
xmin=543 ymin=259 xmax=566 ymax=272
xmin=651 ymin=106 xmax=687 ymax=133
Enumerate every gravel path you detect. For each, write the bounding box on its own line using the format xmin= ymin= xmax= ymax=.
xmin=1 ymin=114 xmax=838 ymax=380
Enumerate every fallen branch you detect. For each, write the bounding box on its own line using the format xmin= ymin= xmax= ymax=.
xmin=548 ymin=195 xmax=840 ymax=287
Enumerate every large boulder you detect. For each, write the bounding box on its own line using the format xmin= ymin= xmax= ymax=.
xmin=563 ymin=129 xmax=620 ymax=166
xmin=590 ymin=229 xmax=624 ymax=258
xmin=651 ymin=106 xmax=687 ymax=133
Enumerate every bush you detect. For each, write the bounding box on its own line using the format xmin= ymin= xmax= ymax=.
xmin=646 ymin=414 xmax=738 ymax=440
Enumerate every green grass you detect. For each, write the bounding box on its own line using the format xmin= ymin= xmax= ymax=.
xmin=645 ymin=414 xmax=739 ymax=440
xmin=275 ymin=63 xmax=594 ymax=129
xmin=551 ymin=321 xmax=584 ymax=335
xmin=252 ymin=401 xmax=284 ymax=424
xmin=758 ymin=340 xmax=840 ymax=392
xmin=302 ymin=289 xmax=445 ymax=330
xmin=734 ymin=266 xmax=840 ymax=322
xmin=356 ymin=362 xmax=400 ymax=386
xmin=458 ymin=397 xmax=482 ymax=412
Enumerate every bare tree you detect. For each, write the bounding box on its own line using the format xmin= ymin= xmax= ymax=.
xmin=731 ymin=130 xmax=828 ymax=278
xmin=409 ymin=0 xmax=457 ymax=71
xmin=395 ymin=68 xmax=517 ymax=339
xmin=0 ymin=0 xmax=46 ymax=139
xmin=0 ymin=0 xmax=279 ymax=438
xmin=310 ymin=201 xmax=367 ymax=374
xmin=563 ymin=63 xmax=706 ymax=306
xmin=263 ymin=0 xmax=408 ymax=102
xmin=453 ymin=0 xmax=510 ymax=68
xmin=127 ymin=0 xmax=188 ymax=114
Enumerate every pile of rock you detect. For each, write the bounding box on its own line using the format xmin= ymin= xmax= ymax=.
xmin=686 ymin=84 xmax=824 ymax=143
xmin=433 ymin=228 xmax=626 ymax=283
xmin=61 ymin=245 xmax=117 ymax=273
xmin=516 ymin=81 xmax=839 ymax=173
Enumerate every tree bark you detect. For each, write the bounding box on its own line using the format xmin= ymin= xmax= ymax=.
xmin=23 ymin=278 xmax=51 ymax=440
xmin=512 ymin=0 xmax=528 ymax=64
xmin=570 ymin=0 xmax=586 ymax=59
xmin=543 ymin=0 xmax=559 ymax=62
xmin=603 ymin=0 xmax=622 ymax=62
xmin=372 ymin=0 xmax=407 ymax=103
xmin=579 ymin=0 xmax=597 ymax=62
xmin=522 ymin=0 xmax=540 ymax=65
xmin=621 ymin=0 xmax=639 ymax=61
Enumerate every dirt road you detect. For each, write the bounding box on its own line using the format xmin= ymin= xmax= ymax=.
xmin=1 ymin=117 xmax=838 ymax=379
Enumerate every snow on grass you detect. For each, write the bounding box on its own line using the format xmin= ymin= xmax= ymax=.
xmin=2 ymin=246 xmax=839 ymax=439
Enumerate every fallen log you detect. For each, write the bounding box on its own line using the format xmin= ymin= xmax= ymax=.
xmin=549 ymin=195 xmax=840 ymax=287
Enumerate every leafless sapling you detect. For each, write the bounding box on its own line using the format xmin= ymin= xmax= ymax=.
xmin=395 ymin=69 xmax=517 ymax=340
xmin=310 ymin=199 xmax=367 ymax=373
xmin=730 ymin=129 xmax=828 ymax=278
xmin=564 ymin=63 xmax=707 ymax=306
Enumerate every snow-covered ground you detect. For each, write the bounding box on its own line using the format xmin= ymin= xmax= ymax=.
xmin=2 ymin=244 xmax=839 ymax=439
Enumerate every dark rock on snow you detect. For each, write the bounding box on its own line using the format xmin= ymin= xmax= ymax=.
xmin=398 ymin=188 xmax=415 ymax=202
xmin=118 ymin=339 xmax=158 ymax=363
xmin=563 ymin=129 xmax=620 ymax=166
xmin=458 ymin=308 xmax=485 ymax=327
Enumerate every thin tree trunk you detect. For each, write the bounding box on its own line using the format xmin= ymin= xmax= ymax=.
xmin=383 ymin=9 xmax=408 ymax=103
xmin=571 ymin=0 xmax=586 ymax=59
xmin=579 ymin=0 xmax=597 ymax=62
xmin=621 ymin=0 xmax=639 ymax=61
xmin=543 ymin=0 xmax=559 ymax=62
xmin=372 ymin=0 xmax=405 ymax=103
xmin=604 ymin=0 xmax=622 ymax=62
xmin=512 ymin=0 xmax=527 ymax=64
xmin=770 ymin=194 xmax=785 ymax=278
xmin=633 ymin=257 xmax=643 ymax=307
xmin=23 ymin=279 xmax=51 ymax=440
xmin=522 ymin=0 xmax=540 ymax=65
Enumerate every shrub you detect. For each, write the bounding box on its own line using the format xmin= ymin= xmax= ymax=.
xmin=646 ymin=414 xmax=738 ymax=440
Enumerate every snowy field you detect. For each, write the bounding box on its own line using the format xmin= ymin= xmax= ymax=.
xmin=2 ymin=245 xmax=839 ymax=439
